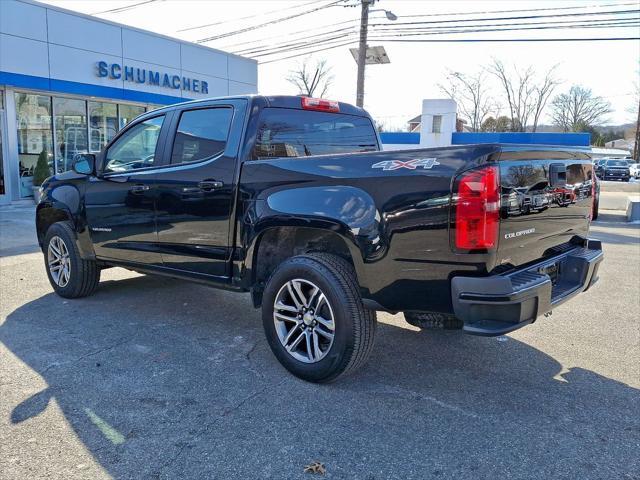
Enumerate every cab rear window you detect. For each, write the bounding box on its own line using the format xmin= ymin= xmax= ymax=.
xmin=253 ymin=108 xmax=378 ymax=159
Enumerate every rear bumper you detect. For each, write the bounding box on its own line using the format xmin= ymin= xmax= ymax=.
xmin=451 ymin=240 xmax=603 ymax=336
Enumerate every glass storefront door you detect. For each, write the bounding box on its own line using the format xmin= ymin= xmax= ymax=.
xmin=89 ymin=101 xmax=118 ymax=153
xmin=53 ymin=97 xmax=88 ymax=173
xmin=15 ymin=93 xmax=54 ymax=198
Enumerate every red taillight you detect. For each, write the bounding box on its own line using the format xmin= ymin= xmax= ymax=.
xmin=301 ymin=97 xmax=340 ymax=113
xmin=455 ymin=165 xmax=500 ymax=250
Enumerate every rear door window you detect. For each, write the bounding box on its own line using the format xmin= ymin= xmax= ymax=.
xmin=170 ymin=107 xmax=233 ymax=164
xmin=253 ymin=108 xmax=378 ymax=159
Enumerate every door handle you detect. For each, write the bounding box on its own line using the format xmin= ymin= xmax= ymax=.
xmin=198 ymin=180 xmax=224 ymax=191
xmin=130 ymin=184 xmax=150 ymax=194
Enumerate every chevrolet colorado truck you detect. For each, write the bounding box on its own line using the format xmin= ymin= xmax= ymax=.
xmin=36 ymin=95 xmax=603 ymax=382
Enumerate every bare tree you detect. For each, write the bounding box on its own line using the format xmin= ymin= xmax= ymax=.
xmin=531 ymin=65 xmax=561 ymax=132
xmin=551 ymin=85 xmax=613 ymax=132
xmin=489 ymin=60 xmax=560 ymax=132
xmin=439 ymin=70 xmax=494 ymax=132
xmin=286 ymin=58 xmax=333 ymax=98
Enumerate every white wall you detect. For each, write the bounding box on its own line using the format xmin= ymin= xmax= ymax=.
xmin=419 ymin=99 xmax=457 ymax=148
xmin=0 ymin=0 xmax=258 ymax=100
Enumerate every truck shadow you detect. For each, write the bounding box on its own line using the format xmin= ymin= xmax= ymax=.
xmin=1 ymin=274 xmax=638 ymax=479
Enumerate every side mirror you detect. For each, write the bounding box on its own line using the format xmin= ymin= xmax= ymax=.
xmin=73 ymin=154 xmax=96 ymax=175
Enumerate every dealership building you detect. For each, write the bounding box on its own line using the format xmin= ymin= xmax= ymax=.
xmin=0 ymin=0 xmax=258 ymax=204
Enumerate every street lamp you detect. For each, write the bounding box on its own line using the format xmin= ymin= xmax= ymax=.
xmin=372 ymin=9 xmax=397 ymax=21
xmin=355 ymin=1 xmax=396 ymax=108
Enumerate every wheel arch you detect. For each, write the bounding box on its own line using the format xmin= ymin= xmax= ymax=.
xmin=246 ymin=224 xmax=366 ymax=308
xmin=36 ymin=202 xmax=95 ymax=259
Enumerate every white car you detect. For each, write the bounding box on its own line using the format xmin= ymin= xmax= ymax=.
xmin=630 ymin=163 xmax=640 ymax=179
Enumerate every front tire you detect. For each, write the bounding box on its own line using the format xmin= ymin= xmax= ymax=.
xmin=44 ymin=222 xmax=100 ymax=298
xmin=262 ymin=253 xmax=376 ymax=383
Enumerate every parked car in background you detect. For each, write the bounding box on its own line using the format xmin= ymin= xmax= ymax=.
xmin=629 ymin=163 xmax=640 ymax=179
xmin=596 ymin=159 xmax=631 ymax=181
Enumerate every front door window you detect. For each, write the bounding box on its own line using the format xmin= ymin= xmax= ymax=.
xmin=104 ymin=116 xmax=165 ymax=173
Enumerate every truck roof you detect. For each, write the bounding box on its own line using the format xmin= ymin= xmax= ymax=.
xmin=156 ymin=94 xmax=371 ymax=117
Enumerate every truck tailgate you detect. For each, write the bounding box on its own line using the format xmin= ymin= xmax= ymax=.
xmin=497 ymin=148 xmax=594 ymax=268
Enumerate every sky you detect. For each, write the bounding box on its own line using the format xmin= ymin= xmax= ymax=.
xmin=40 ymin=0 xmax=640 ymax=129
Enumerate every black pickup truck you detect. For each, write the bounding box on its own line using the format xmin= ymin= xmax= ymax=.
xmin=36 ymin=95 xmax=603 ymax=382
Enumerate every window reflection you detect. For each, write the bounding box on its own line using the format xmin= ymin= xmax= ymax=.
xmin=118 ymin=104 xmax=146 ymax=129
xmin=15 ymin=93 xmax=53 ymax=197
xmin=89 ymin=102 xmax=117 ymax=153
xmin=105 ymin=116 xmax=165 ymax=173
xmin=53 ymin=97 xmax=88 ymax=174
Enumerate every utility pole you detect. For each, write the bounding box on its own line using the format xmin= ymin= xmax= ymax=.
xmin=356 ymin=0 xmax=372 ymax=108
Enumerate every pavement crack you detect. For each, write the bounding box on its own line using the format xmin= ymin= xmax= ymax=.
xmin=242 ymin=340 xmax=264 ymax=379
xmin=42 ymin=338 xmax=132 ymax=373
xmin=222 ymin=377 xmax=285 ymax=417
xmin=74 ymin=338 xmax=131 ymax=362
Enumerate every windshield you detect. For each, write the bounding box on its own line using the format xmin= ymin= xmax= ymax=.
xmin=253 ymin=108 xmax=378 ymax=159
xmin=606 ymin=160 xmax=628 ymax=167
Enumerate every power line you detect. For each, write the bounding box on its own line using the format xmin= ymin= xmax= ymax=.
xmin=235 ymin=17 xmax=639 ymax=56
xmin=176 ymin=0 xmax=322 ymax=32
xmin=91 ymin=0 xmax=160 ymax=15
xmin=218 ymin=17 xmax=363 ymax=51
xmin=239 ymin=17 xmax=640 ymax=58
xmin=233 ymin=26 xmax=357 ymax=55
xmin=367 ymin=22 xmax=640 ymax=40
xmin=370 ymin=17 xmax=640 ymax=33
xmin=259 ymin=40 xmax=357 ymax=64
xmin=369 ymin=20 xmax=640 ymax=38
xmin=369 ymin=37 xmax=640 ymax=44
xmin=195 ymin=0 xmax=346 ymax=43
xmin=369 ymin=8 xmax=640 ymax=28
xmin=396 ymin=1 xmax=639 ymax=19
xmin=258 ymin=36 xmax=640 ymax=64
xmin=175 ymin=1 xmax=637 ymax=50
xmin=227 ymin=5 xmax=639 ymax=58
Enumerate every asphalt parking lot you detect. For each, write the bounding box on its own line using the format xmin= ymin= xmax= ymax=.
xmin=1 ymin=205 xmax=639 ymax=480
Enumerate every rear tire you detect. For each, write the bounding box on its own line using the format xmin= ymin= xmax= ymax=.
xmin=262 ymin=253 xmax=376 ymax=383
xmin=44 ymin=222 xmax=100 ymax=298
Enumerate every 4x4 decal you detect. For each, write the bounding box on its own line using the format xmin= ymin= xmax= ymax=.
xmin=372 ymin=158 xmax=440 ymax=171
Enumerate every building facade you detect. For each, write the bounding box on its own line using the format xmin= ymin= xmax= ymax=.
xmin=0 ymin=0 xmax=258 ymax=204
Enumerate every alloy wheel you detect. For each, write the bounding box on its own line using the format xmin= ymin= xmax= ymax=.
xmin=47 ymin=235 xmax=71 ymax=287
xmin=273 ymin=279 xmax=335 ymax=363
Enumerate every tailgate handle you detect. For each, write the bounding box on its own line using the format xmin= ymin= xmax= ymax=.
xmin=549 ymin=163 xmax=567 ymax=187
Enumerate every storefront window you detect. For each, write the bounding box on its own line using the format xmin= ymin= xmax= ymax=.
xmin=54 ymin=97 xmax=88 ymax=173
xmin=118 ymin=104 xmax=146 ymax=129
xmin=15 ymin=93 xmax=53 ymax=198
xmin=89 ymin=101 xmax=117 ymax=153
